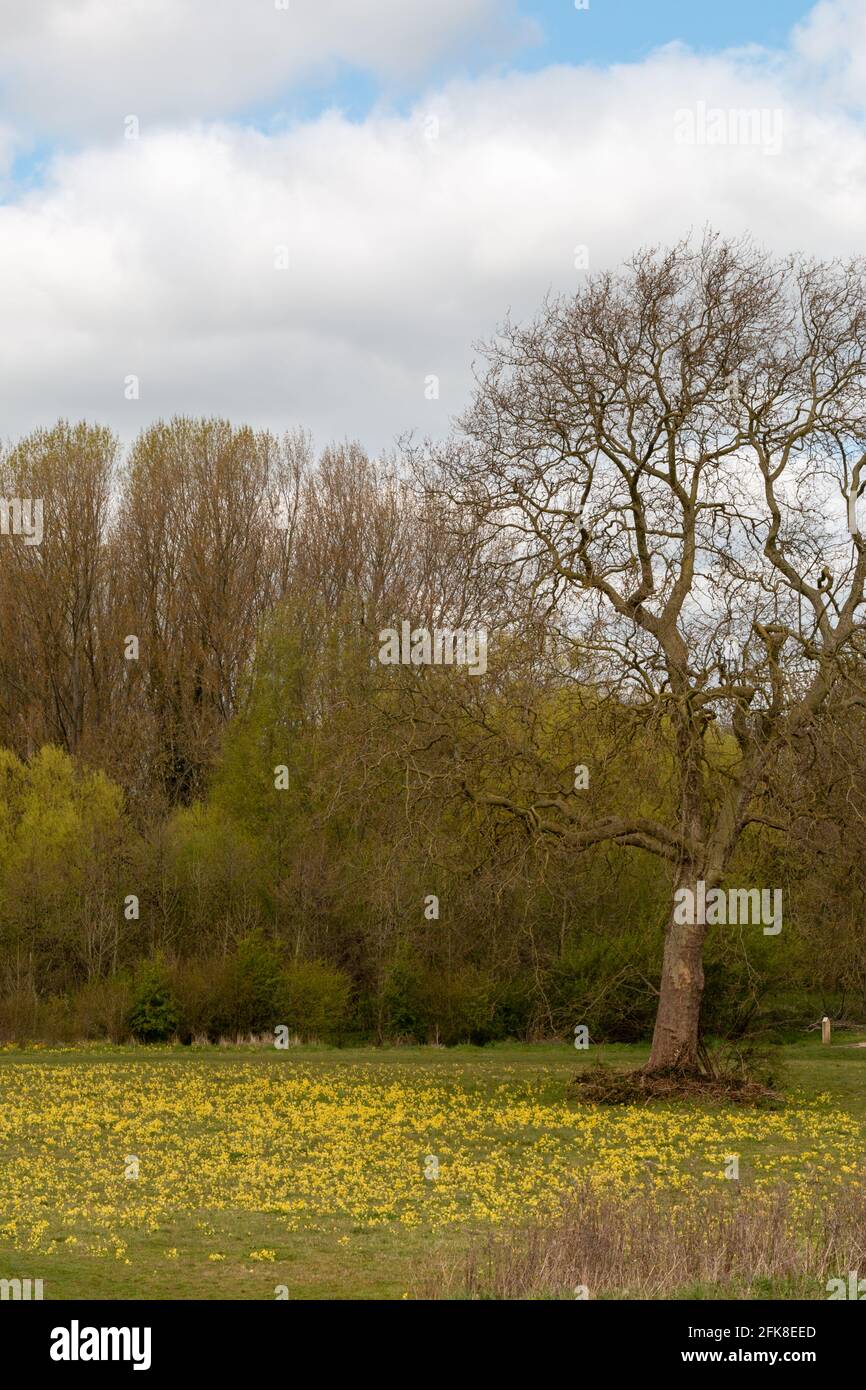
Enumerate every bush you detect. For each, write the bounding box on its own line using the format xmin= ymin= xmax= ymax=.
xmin=154 ymin=946 xmax=349 ymax=1043
xmin=491 ymin=976 xmax=535 ymax=1041
xmin=281 ymin=960 xmax=350 ymax=1041
xmin=169 ymin=956 xmax=233 ymax=1042
xmin=379 ymin=959 xmax=427 ymax=1042
xmin=379 ymin=959 xmax=522 ymax=1045
xmin=425 ymin=967 xmax=499 ymax=1045
xmin=546 ymin=931 xmax=660 ymax=1043
xmin=221 ymin=931 xmax=285 ymax=1035
xmin=70 ymin=975 xmax=133 ymax=1042
xmin=127 ymin=959 xmax=180 ymax=1042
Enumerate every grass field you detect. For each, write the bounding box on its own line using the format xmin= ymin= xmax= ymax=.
xmin=1 ymin=1039 xmax=865 ymax=1300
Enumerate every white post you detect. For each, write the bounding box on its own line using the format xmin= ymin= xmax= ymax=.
xmin=821 ymin=1016 xmax=831 ymax=1045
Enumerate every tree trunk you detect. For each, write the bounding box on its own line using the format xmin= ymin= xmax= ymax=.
xmin=646 ymin=872 xmax=707 ymax=1072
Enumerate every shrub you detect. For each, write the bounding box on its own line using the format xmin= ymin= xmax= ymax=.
xmin=221 ymin=931 xmax=285 ymax=1035
xmin=425 ymin=966 xmax=499 ymax=1045
xmin=127 ymin=958 xmax=180 ymax=1042
xmin=281 ymin=960 xmax=350 ymax=1041
xmin=546 ymin=931 xmax=660 ymax=1042
xmin=379 ymin=960 xmax=519 ymax=1045
xmin=379 ymin=960 xmax=427 ymax=1042
xmin=169 ymin=956 xmax=233 ymax=1042
xmin=70 ymin=975 xmax=133 ymax=1042
xmin=491 ymin=976 xmax=535 ymax=1040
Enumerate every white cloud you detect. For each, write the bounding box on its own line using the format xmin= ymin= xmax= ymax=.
xmin=0 ymin=0 xmax=530 ymax=136
xmin=793 ymin=0 xmax=866 ymax=110
xmin=0 ymin=4 xmax=865 ymax=452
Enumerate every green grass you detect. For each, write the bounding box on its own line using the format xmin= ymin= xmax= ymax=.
xmin=1 ymin=1038 xmax=864 ymax=1300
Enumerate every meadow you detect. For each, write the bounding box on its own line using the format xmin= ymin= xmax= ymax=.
xmin=1 ymin=1040 xmax=865 ymax=1300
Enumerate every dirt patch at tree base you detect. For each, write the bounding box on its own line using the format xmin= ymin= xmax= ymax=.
xmin=568 ymin=1062 xmax=782 ymax=1107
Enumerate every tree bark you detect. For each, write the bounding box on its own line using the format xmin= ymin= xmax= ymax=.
xmin=646 ymin=871 xmax=707 ymax=1072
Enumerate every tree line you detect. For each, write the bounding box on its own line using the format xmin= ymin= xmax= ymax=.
xmin=2 ymin=233 xmax=866 ymax=1057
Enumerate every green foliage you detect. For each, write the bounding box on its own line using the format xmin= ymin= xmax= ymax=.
xmin=168 ymin=956 xmax=233 ymax=1042
xmin=0 ymin=746 xmax=133 ymax=993
xmin=547 ymin=931 xmax=661 ymax=1043
xmin=282 ymin=959 xmax=351 ymax=1041
xmin=127 ymin=959 xmax=180 ymax=1042
xmin=1 ymin=582 xmax=865 ymax=1049
xmin=221 ymin=931 xmax=286 ymax=1036
xmin=162 ymin=802 xmax=267 ymax=953
xmin=380 ymin=959 xmax=532 ymax=1045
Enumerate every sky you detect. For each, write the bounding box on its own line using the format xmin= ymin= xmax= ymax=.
xmin=0 ymin=0 xmax=864 ymax=454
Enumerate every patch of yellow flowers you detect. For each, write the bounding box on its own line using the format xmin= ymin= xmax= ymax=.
xmin=0 ymin=1060 xmax=862 ymax=1260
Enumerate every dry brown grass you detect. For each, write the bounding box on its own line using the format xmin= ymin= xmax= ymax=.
xmin=418 ymin=1180 xmax=866 ymax=1300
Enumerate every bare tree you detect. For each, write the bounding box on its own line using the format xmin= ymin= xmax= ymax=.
xmin=114 ymin=417 xmax=307 ymax=805
xmin=426 ymin=232 xmax=866 ymax=1071
xmin=0 ymin=421 xmax=117 ymax=757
